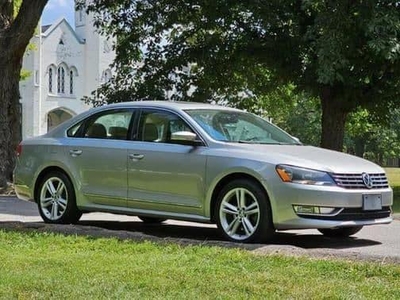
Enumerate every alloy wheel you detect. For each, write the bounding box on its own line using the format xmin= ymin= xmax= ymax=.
xmin=219 ymin=187 xmax=260 ymax=241
xmin=39 ymin=177 xmax=68 ymax=221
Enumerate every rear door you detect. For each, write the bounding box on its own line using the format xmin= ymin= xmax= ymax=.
xmin=65 ymin=108 xmax=135 ymax=208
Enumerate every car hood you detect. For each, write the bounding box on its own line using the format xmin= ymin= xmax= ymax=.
xmin=224 ymin=144 xmax=384 ymax=174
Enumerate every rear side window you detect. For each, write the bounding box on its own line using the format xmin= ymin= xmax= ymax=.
xmin=67 ymin=122 xmax=82 ymax=137
xmin=67 ymin=109 xmax=134 ymax=140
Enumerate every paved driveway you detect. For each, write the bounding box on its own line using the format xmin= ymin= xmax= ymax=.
xmin=1 ymin=196 xmax=399 ymax=263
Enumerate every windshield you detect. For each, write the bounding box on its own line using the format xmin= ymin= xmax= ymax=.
xmin=185 ymin=109 xmax=300 ymax=145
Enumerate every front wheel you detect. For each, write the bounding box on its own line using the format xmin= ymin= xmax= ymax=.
xmin=215 ymin=179 xmax=275 ymax=243
xmin=37 ymin=171 xmax=82 ymax=224
xmin=318 ymin=226 xmax=363 ymax=238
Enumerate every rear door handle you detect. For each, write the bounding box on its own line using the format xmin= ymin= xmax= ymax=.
xmin=129 ymin=153 xmax=144 ymax=161
xmin=129 ymin=153 xmax=144 ymax=160
xmin=69 ymin=149 xmax=82 ymax=157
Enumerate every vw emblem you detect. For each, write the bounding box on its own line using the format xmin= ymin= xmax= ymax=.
xmin=362 ymin=173 xmax=373 ymax=189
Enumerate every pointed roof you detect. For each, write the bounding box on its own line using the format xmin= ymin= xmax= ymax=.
xmin=41 ymin=24 xmax=52 ymax=33
xmin=41 ymin=17 xmax=85 ymax=44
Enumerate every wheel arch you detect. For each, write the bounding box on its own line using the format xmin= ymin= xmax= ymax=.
xmin=33 ymin=166 xmax=74 ymax=203
xmin=209 ymin=172 xmax=273 ymax=223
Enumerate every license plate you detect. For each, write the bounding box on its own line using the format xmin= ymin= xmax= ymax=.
xmin=362 ymin=194 xmax=382 ymax=211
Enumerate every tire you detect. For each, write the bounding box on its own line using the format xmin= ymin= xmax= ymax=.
xmin=36 ymin=171 xmax=82 ymax=224
xmin=138 ymin=216 xmax=167 ymax=224
xmin=215 ymin=179 xmax=275 ymax=243
xmin=318 ymin=226 xmax=363 ymax=238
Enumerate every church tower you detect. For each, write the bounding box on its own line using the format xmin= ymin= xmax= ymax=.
xmin=74 ymin=0 xmax=115 ymax=97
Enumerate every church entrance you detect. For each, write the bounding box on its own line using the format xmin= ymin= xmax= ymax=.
xmin=47 ymin=108 xmax=75 ymax=132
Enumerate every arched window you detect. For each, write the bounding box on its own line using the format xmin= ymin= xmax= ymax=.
xmin=103 ymin=69 xmax=112 ymax=83
xmin=69 ymin=70 xmax=74 ymax=94
xmin=48 ymin=68 xmax=53 ymax=93
xmin=57 ymin=66 xmax=65 ymax=94
xmin=47 ymin=108 xmax=75 ymax=132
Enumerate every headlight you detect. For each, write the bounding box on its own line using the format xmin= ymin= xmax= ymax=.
xmin=276 ymin=165 xmax=335 ymax=186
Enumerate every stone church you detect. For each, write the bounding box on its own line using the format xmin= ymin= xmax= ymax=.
xmin=19 ymin=1 xmax=115 ymax=139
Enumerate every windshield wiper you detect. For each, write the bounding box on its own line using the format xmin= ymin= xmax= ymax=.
xmin=237 ymin=140 xmax=259 ymax=144
xmin=236 ymin=140 xmax=302 ymax=145
xmin=237 ymin=140 xmax=279 ymax=145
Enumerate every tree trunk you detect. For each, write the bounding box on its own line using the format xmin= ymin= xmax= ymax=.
xmin=0 ymin=60 xmax=21 ymax=187
xmin=0 ymin=0 xmax=48 ymax=188
xmin=320 ymin=88 xmax=349 ymax=151
xmin=354 ymin=137 xmax=365 ymax=158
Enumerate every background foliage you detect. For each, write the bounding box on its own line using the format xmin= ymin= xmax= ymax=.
xmin=83 ymin=0 xmax=400 ymax=152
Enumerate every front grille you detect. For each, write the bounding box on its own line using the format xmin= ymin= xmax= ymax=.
xmin=331 ymin=173 xmax=389 ymax=189
xmin=299 ymin=207 xmax=392 ymax=221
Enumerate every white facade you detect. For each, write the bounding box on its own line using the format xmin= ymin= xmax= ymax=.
xmin=19 ymin=1 xmax=115 ymax=139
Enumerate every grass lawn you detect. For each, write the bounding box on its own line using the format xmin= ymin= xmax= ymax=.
xmin=0 ymin=231 xmax=399 ymax=299
xmin=386 ymin=168 xmax=400 ymax=186
xmin=385 ymin=168 xmax=400 ymax=213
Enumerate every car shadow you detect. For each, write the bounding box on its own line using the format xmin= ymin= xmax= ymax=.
xmin=0 ymin=197 xmax=381 ymax=250
xmin=77 ymin=220 xmax=381 ymax=250
xmin=0 ymin=196 xmax=383 ymax=251
xmin=271 ymin=231 xmax=381 ymax=249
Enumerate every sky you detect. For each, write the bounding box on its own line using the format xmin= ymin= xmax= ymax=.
xmin=42 ymin=0 xmax=75 ymax=26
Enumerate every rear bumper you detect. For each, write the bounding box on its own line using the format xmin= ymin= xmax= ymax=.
xmin=14 ymin=184 xmax=34 ymax=202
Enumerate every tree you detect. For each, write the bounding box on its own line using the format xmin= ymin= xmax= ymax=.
xmin=232 ymin=84 xmax=322 ymax=147
xmin=85 ymin=0 xmax=400 ymax=152
xmin=345 ymin=108 xmax=400 ymax=165
xmin=0 ymin=0 xmax=48 ymax=187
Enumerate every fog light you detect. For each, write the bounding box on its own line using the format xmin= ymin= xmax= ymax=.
xmin=319 ymin=207 xmax=336 ymax=214
xmin=293 ymin=205 xmax=336 ymax=215
xmin=293 ymin=205 xmax=316 ymax=214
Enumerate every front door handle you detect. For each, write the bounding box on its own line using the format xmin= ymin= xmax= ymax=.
xmin=69 ymin=149 xmax=82 ymax=157
xmin=129 ymin=153 xmax=144 ymax=161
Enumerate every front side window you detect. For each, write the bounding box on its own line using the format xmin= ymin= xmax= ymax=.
xmin=138 ymin=110 xmax=193 ymax=143
xmin=185 ymin=109 xmax=300 ymax=145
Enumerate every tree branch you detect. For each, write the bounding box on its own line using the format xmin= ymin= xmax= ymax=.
xmin=0 ymin=0 xmax=13 ymax=30
xmin=7 ymin=0 xmax=48 ymax=57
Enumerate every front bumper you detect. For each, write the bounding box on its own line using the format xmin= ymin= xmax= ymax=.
xmin=265 ymin=180 xmax=393 ymax=230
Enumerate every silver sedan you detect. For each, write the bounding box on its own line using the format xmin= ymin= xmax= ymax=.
xmin=14 ymin=101 xmax=393 ymax=243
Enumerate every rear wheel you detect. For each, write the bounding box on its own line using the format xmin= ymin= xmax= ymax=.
xmin=138 ymin=216 xmax=167 ymax=224
xmin=37 ymin=171 xmax=82 ymax=224
xmin=318 ymin=226 xmax=363 ymax=238
xmin=215 ymin=179 xmax=275 ymax=243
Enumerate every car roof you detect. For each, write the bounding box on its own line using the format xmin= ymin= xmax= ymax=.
xmin=104 ymin=100 xmax=239 ymax=111
xmin=42 ymin=101 xmax=241 ymax=138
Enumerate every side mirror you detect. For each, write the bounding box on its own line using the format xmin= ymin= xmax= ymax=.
xmin=171 ymin=131 xmax=202 ymax=145
xmin=291 ymin=136 xmax=302 ymax=144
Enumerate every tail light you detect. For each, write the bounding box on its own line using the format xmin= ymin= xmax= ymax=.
xmin=16 ymin=143 xmax=22 ymax=157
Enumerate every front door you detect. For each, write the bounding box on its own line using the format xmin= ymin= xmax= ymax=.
xmin=127 ymin=109 xmax=207 ymax=215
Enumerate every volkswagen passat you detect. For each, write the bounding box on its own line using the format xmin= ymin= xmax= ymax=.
xmin=14 ymin=101 xmax=393 ymax=243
